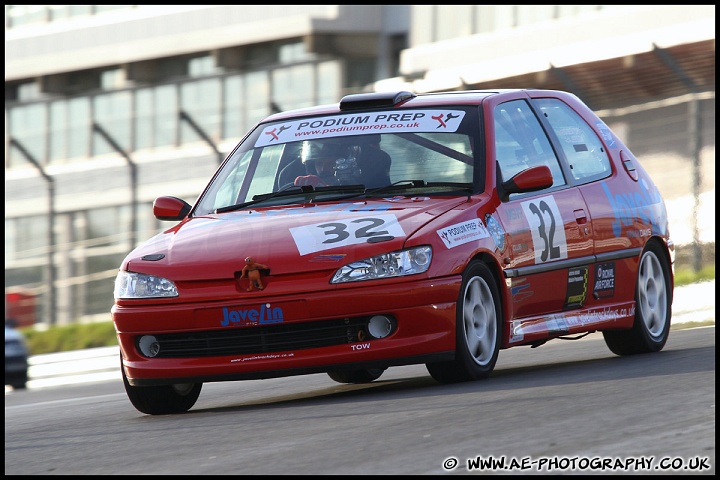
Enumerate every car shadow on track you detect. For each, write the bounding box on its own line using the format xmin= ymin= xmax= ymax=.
xmin=184 ymin=342 xmax=714 ymax=415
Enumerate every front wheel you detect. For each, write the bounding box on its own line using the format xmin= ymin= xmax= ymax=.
xmin=603 ymin=242 xmax=672 ymax=355
xmin=121 ymin=355 xmax=202 ymax=415
xmin=426 ymin=260 xmax=502 ymax=383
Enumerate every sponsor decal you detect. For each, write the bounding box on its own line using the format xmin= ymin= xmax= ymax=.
xmin=512 ymin=243 xmax=528 ymax=253
xmin=593 ymin=262 xmax=615 ymax=298
xmin=255 ymin=110 xmax=467 ymax=147
xmin=572 ymin=303 xmax=634 ymax=326
xmin=510 ymin=320 xmax=524 ymax=343
xmin=221 ymin=304 xmax=284 ymax=327
xmin=511 ymin=283 xmax=534 ymax=303
xmin=556 ymin=126 xmax=585 ymax=144
xmin=564 ymin=266 xmax=588 ymax=309
xmin=508 ymin=302 xmax=636 ymax=343
xmin=290 ymin=214 xmax=405 ymax=255
xmin=485 ymin=213 xmax=505 ymax=252
xmin=437 ymin=219 xmax=490 ymax=248
xmin=505 ymin=207 xmax=525 ymax=222
xmin=383 ymin=196 xmax=431 ymax=202
xmin=231 ymin=352 xmax=295 ymax=363
xmin=601 ymin=179 xmax=668 ymax=238
xmin=309 ymin=254 xmax=347 ymax=262
xmin=595 ymin=121 xmax=616 ymax=147
xmin=546 ymin=314 xmax=570 ymax=334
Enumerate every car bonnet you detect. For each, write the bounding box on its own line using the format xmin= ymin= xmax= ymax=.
xmin=123 ymin=196 xmax=469 ymax=281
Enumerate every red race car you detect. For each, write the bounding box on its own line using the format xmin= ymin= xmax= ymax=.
xmin=112 ymin=89 xmax=674 ymax=415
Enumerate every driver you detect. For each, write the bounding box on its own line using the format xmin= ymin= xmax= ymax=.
xmin=294 ymin=139 xmax=362 ymax=187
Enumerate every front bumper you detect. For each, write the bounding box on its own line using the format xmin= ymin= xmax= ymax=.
xmin=113 ymin=276 xmax=461 ymax=386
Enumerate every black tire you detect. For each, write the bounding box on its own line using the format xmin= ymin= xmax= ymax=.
xmin=603 ymin=242 xmax=672 ymax=355
xmin=121 ymin=355 xmax=202 ymax=415
xmin=11 ymin=379 xmax=27 ymax=390
xmin=426 ymin=260 xmax=502 ymax=383
xmin=327 ymin=368 xmax=386 ymax=384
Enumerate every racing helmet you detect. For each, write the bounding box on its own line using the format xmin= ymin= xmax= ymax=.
xmin=301 ymin=140 xmax=345 ymax=168
xmin=300 ymin=138 xmax=362 ymax=183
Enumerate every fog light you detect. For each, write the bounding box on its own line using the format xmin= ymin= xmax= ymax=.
xmin=367 ymin=315 xmax=394 ymax=339
xmin=138 ymin=335 xmax=160 ymax=357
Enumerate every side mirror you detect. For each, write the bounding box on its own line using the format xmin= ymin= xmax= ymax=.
xmin=501 ymin=165 xmax=554 ymax=198
xmin=153 ymin=196 xmax=192 ymax=221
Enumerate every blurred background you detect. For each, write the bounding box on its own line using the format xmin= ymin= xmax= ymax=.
xmin=4 ymin=5 xmax=715 ymax=328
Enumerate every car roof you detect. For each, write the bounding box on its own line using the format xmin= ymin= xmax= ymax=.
xmin=261 ymin=89 xmax=546 ymax=123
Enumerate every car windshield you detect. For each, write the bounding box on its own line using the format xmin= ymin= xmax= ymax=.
xmin=194 ymin=106 xmax=482 ymax=215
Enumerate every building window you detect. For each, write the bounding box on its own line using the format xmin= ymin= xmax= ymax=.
xmin=188 ymin=55 xmax=219 ymax=77
xmin=316 ymin=61 xmax=342 ymax=105
xmin=93 ymin=90 xmax=133 ymax=156
xmin=134 ymin=88 xmax=154 ymax=150
xmin=272 ymin=64 xmax=315 ymax=111
xmin=49 ymin=100 xmax=69 ymax=162
xmin=278 ymin=41 xmax=315 ymax=64
xmin=8 ymin=102 xmax=47 ymax=168
xmin=67 ymin=97 xmax=91 ymax=160
xmin=435 ymin=5 xmax=474 ymax=41
xmin=11 ymin=215 xmax=48 ymax=260
xmin=6 ymin=5 xmax=48 ymax=28
xmin=180 ymin=78 xmax=222 ymax=144
xmin=245 ymin=71 xmax=271 ymax=128
xmin=223 ymin=75 xmax=245 ymax=141
xmin=100 ymin=68 xmax=126 ymax=90
xmin=154 ymin=84 xmax=179 ymax=148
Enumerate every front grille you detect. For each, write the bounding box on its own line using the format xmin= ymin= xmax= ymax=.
xmin=144 ymin=317 xmax=370 ymax=358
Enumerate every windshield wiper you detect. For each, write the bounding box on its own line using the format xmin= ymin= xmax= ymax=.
xmin=364 ymin=180 xmax=472 ymax=196
xmin=216 ymin=180 xmax=471 ymax=213
xmin=216 ymin=184 xmax=310 ymax=213
xmin=215 ymin=184 xmax=366 ymax=213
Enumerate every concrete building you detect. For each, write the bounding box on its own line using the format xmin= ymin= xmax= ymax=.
xmin=4 ymin=5 xmax=715 ymax=326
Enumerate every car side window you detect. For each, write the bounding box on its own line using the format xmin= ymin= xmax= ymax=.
xmin=494 ymin=100 xmax=566 ymax=190
xmin=535 ymin=98 xmax=612 ymax=183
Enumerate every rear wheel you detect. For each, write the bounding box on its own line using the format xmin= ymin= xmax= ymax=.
xmin=426 ymin=260 xmax=502 ymax=383
xmin=327 ymin=368 xmax=386 ymax=384
xmin=121 ymin=355 xmax=202 ymax=415
xmin=603 ymin=242 xmax=672 ymax=355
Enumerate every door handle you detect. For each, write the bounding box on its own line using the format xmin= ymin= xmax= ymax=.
xmin=574 ymin=209 xmax=587 ymax=225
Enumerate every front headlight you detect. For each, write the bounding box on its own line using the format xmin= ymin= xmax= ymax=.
xmin=114 ymin=271 xmax=178 ymax=299
xmin=331 ymin=246 xmax=432 ymax=284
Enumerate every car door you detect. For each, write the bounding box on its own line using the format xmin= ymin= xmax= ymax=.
xmin=490 ymin=98 xmax=594 ymax=334
xmin=531 ymin=95 xmax=646 ymax=311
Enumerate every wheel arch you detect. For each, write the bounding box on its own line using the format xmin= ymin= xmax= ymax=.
xmin=645 ymin=235 xmax=675 ymax=300
xmin=466 ymin=251 xmax=510 ymax=340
